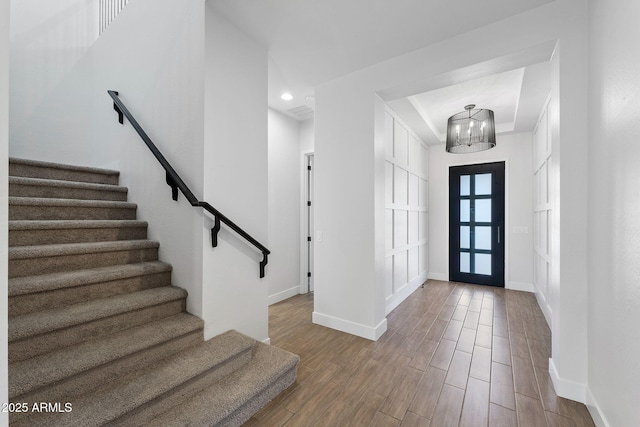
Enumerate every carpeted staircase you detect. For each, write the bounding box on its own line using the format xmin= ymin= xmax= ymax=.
xmin=7 ymin=157 xmax=299 ymax=426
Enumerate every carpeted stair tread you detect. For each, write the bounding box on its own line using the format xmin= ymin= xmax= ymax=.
xmin=9 ymin=239 xmax=160 ymax=279
xmin=9 ymin=196 xmax=137 ymax=220
xmin=9 ymin=312 xmax=203 ymax=399
xmin=8 ymin=261 xmax=171 ymax=297
xmin=9 ymin=219 xmax=148 ymax=246
xmin=9 ymin=239 xmax=159 ymax=260
xmin=9 ymin=157 xmax=120 ymax=185
xmin=9 ymin=219 xmax=147 ymax=232
xmin=9 ymin=286 xmax=187 ymax=342
xmin=9 ymin=176 xmax=128 ymax=201
xmin=12 ymin=331 xmax=258 ymax=427
xmin=146 ymin=341 xmax=300 ymax=427
xmin=9 ymin=196 xmax=136 ymax=209
xmin=8 ymin=261 xmax=172 ymax=316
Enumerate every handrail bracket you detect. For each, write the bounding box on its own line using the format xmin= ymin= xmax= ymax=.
xmin=166 ymin=171 xmax=179 ymax=201
xmin=259 ymin=253 xmax=268 ymax=279
xmin=211 ymin=216 xmax=221 ymax=247
xmin=112 ymin=91 xmax=124 ymax=124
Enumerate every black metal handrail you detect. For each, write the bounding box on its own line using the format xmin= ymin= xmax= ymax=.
xmin=107 ymin=90 xmax=270 ymax=278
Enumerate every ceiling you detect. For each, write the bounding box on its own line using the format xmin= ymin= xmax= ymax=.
xmin=210 ymin=0 xmax=553 ymax=141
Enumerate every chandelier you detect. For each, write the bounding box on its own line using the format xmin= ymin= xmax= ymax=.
xmin=446 ymin=104 xmax=496 ymax=153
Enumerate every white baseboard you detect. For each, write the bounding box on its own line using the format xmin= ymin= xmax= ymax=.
xmin=385 ymin=274 xmax=427 ymax=315
xmin=506 ymin=281 xmax=535 ymax=292
xmin=268 ymin=285 xmax=301 ymax=306
xmin=585 ymin=388 xmax=611 ymax=427
xmin=312 ymin=311 xmax=387 ymax=341
xmin=548 ymin=358 xmax=587 ymax=403
xmin=549 ymin=360 xmax=611 ymax=426
xmin=427 ymin=272 xmax=449 ymax=281
xmin=262 ymin=337 xmax=271 ymax=345
xmin=533 ymin=287 xmax=552 ymax=328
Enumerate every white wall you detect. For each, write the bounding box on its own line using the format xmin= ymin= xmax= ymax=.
xmin=299 ymin=118 xmax=314 ymax=154
xmin=268 ymin=108 xmax=302 ymax=304
xmin=532 ymin=98 xmax=553 ymax=324
xmin=202 ymin=6 xmax=269 ymax=342
xmin=428 ymin=133 xmax=534 ymax=291
xmin=10 ymin=0 xmax=99 ymax=143
xmin=384 ymin=108 xmax=429 ymax=314
xmin=313 ymin=84 xmax=388 ymax=340
xmin=586 ymin=1 xmax=640 ymax=425
xmin=1 ymin=0 xmax=10 ymax=422
xmin=547 ymin=28 xmax=590 ymax=402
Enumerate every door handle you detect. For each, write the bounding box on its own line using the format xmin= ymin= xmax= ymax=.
xmin=498 ymin=226 xmax=500 ymax=244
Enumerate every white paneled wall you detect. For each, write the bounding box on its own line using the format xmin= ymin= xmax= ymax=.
xmin=533 ymin=97 xmax=552 ymax=322
xmin=385 ymin=108 xmax=429 ymax=314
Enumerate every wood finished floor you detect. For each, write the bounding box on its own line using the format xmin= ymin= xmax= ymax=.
xmin=244 ymin=280 xmax=595 ymax=427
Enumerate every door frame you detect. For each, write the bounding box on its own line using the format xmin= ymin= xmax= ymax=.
xmin=448 ymin=159 xmax=509 ymax=287
xmin=300 ymin=152 xmax=314 ymax=294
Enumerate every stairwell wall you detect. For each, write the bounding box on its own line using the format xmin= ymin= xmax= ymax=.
xmin=8 ymin=0 xmax=207 ymax=320
xmin=9 ymin=0 xmax=100 ymax=162
xmin=1 ymin=0 xmax=10 ymax=420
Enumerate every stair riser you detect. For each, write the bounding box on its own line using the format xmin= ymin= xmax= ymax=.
xmin=9 ymin=299 xmax=186 ymax=364
xmin=9 ymin=271 xmax=172 ymax=317
xmin=9 ymin=183 xmax=128 ymax=202
xmin=9 ymin=247 xmax=159 ymax=278
xmin=9 ymin=163 xmax=119 ymax=185
xmin=9 ymin=329 xmax=204 ymax=408
xmin=9 ymin=205 xmax=137 ymax=221
xmin=110 ymin=348 xmax=254 ymax=426
xmin=220 ymin=367 xmax=298 ymax=427
xmin=9 ymin=226 xmax=148 ymax=246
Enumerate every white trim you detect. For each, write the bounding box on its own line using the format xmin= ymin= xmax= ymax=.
xmin=534 ymin=286 xmax=552 ymax=328
xmin=262 ymin=337 xmax=271 ymax=345
xmin=548 ymin=358 xmax=587 ymax=403
xmin=268 ymin=285 xmax=302 ymax=306
xmin=585 ymin=388 xmax=611 ymax=427
xmin=427 ymin=272 xmax=449 ymax=281
xmin=506 ymin=281 xmax=535 ymax=293
xmin=300 ymin=151 xmax=314 ymax=294
xmin=312 ymin=311 xmax=388 ymax=341
xmin=386 ymin=273 xmax=427 ymax=314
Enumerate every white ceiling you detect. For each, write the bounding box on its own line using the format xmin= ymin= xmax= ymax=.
xmin=211 ymin=0 xmax=553 ymax=137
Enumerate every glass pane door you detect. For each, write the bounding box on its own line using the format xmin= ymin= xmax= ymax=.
xmin=449 ymin=162 xmax=505 ymax=287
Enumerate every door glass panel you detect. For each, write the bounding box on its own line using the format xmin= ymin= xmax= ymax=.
xmin=460 ymin=175 xmax=470 ymax=196
xmin=475 ymin=226 xmax=492 ymax=250
xmin=460 ymin=226 xmax=470 ymax=249
xmin=460 ymin=252 xmax=470 ymax=273
xmin=475 ymin=253 xmax=492 ymax=275
xmin=460 ymin=200 xmax=470 ymax=222
xmin=475 ymin=199 xmax=491 ymax=222
xmin=475 ymin=173 xmax=492 ymax=195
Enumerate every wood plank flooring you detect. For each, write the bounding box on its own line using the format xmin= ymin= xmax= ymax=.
xmin=243 ymin=280 xmax=594 ymax=427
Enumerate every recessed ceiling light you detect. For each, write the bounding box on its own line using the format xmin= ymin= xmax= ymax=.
xmin=281 ymin=92 xmax=293 ymax=101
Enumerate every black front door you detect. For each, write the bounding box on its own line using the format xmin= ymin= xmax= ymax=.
xmin=449 ymin=162 xmax=505 ymax=287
